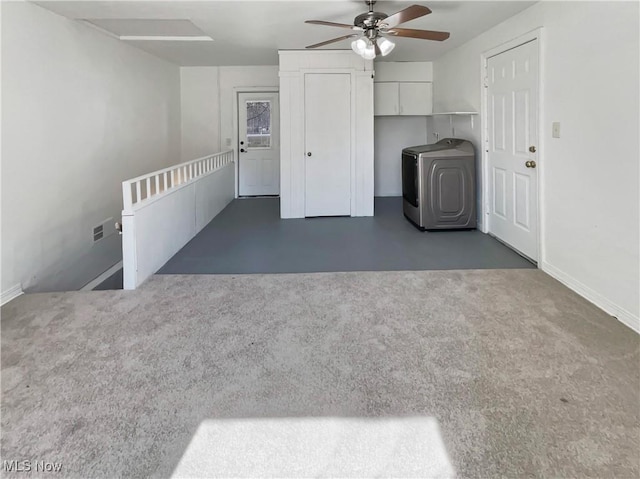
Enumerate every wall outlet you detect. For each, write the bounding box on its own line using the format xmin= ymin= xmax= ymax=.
xmin=552 ymin=122 xmax=561 ymax=138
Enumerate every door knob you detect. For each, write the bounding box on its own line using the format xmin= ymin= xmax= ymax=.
xmin=240 ymin=148 xmax=246 ymax=153
xmin=525 ymin=160 xmax=537 ymax=168
xmin=529 ymin=145 xmax=536 ymax=153
xmin=307 ymin=152 xmax=312 ymax=157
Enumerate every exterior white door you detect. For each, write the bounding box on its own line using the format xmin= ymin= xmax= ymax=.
xmin=304 ymin=73 xmax=351 ymax=217
xmin=487 ymin=40 xmax=539 ymax=261
xmin=238 ymin=92 xmax=280 ymax=196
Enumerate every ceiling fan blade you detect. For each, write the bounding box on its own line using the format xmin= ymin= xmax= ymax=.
xmin=385 ymin=28 xmax=450 ymax=41
xmin=378 ymin=5 xmax=431 ymax=29
xmin=305 ymin=20 xmax=362 ymax=31
xmin=306 ymin=33 xmax=360 ymax=49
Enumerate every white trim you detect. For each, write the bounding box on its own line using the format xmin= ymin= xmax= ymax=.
xmin=542 ymin=261 xmax=640 ymax=334
xmin=120 ymin=36 xmax=213 ymax=42
xmin=78 ymin=23 xmax=214 ymax=43
xmin=480 ymin=28 xmax=544 ymax=256
xmin=81 ymin=261 xmax=123 ymax=291
xmin=78 ymin=20 xmax=121 ymax=40
xmin=1 ymin=284 xmax=23 ymax=306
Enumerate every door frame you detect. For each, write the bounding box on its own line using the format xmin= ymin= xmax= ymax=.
xmin=480 ymin=28 xmax=544 ymax=263
xmin=233 ymin=86 xmax=279 ymax=198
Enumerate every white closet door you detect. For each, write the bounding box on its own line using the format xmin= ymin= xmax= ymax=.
xmin=304 ymin=73 xmax=351 ymax=217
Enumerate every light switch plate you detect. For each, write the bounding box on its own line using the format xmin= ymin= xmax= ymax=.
xmin=552 ymin=122 xmax=560 ymax=138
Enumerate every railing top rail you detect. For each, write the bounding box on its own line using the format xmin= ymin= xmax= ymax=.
xmin=123 ymin=150 xmax=234 ymax=185
xmin=122 ymin=149 xmax=235 ymax=213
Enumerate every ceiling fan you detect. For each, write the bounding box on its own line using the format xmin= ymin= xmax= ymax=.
xmin=305 ymin=0 xmax=450 ymax=59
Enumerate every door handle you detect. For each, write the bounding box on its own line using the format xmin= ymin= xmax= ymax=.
xmin=529 ymin=145 xmax=536 ymax=153
xmin=307 ymin=152 xmax=312 ymax=157
xmin=240 ymin=148 xmax=246 ymax=153
xmin=525 ymin=160 xmax=537 ymax=168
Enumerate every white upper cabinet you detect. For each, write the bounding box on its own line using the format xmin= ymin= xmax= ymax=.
xmin=399 ymin=82 xmax=433 ymax=115
xmin=373 ymin=62 xmax=433 ymax=116
xmin=374 ymin=82 xmax=433 ymax=116
xmin=376 ymin=82 xmax=434 ymax=116
xmin=374 ymin=82 xmax=400 ymax=115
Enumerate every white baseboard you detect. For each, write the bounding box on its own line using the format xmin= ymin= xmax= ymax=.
xmin=541 ymin=261 xmax=639 ymax=334
xmin=81 ymin=261 xmax=123 ymax=291
xmin=1 ymin=284 xmax=24 ymax=306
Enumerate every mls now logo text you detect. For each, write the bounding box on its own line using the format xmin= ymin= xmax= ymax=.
xmin=3 ymin=460 xmax=63 ymax=473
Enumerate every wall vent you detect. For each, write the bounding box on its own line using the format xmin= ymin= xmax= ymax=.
xmin=93 ymin=225 xmax=104 ymax=242
xmin=92 ymin=217 xmax=115 ymax=243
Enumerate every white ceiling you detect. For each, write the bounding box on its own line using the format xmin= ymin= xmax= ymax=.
xmin=35 ymin=1 xmax=537 ymax=66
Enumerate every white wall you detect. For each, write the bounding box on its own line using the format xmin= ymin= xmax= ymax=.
xmin=180 ymin=62 xmax=433 ymax=199
xmin=374 ymin=117 xmax=427 ymax=196
xmin=432 ymin=1 xmax=640 ymax=330
xmin=1 ymin=2 xmax=181 ymax=294
xmin=218 ymin=66 xmax=279 ymax=152
xmin=181 ymin=67 xmax=220 ymax=162
xmin=179 ymin=66 xmax=279 ymax=194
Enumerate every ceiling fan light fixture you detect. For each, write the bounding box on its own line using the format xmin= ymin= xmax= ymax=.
xmin=362 ymin=40 xmax=376 ymax=60
xmin=377 ymin=37 xmax=395 ymax=56
xmin=351 ymin=37 xmax=368 ymax=55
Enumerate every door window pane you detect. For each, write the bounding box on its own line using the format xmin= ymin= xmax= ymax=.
xmin=246 ymin=101 xmax=271 ymax=148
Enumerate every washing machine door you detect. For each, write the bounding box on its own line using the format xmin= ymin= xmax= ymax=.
xmin=402 ymin=152 xmax=419 ymax=207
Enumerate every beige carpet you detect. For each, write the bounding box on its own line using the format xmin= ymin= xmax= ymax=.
xmin=1 ymin=270 xmax=638 ymax=478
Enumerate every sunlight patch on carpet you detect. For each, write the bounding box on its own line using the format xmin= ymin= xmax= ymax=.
xmin=172 ymin=417 xmax=455 ymax=478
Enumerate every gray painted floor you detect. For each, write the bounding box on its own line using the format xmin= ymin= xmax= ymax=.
xmin=159 ymin=197 xmax=534 ymax=275
xmin=92 ymin=268 xmax=122 ymax=290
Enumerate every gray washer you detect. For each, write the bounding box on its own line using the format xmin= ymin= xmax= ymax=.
xmin=402 ymin=138 xmax=476 ymax=230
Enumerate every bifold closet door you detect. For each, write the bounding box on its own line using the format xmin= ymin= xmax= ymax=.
xmin=304 ymin=73 xmax=351 ymax=217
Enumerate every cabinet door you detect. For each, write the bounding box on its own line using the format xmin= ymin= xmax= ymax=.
xmin=399 ymin=82 xmax=433 ymax=115
xmin=374 ymin=82 xmax=399 ymax=116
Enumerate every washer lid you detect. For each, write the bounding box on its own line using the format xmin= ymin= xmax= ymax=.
xmin=403 ymin=138 xmax=474 ymax=156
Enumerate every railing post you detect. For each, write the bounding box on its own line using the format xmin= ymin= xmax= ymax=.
xmin=122 ymin=181 xmax=133 ymax=212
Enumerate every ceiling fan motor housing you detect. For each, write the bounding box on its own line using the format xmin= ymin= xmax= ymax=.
xmin=354 ymin=11 xmax=388 ymax=30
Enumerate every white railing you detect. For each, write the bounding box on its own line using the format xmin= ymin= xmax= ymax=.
xmin=122 ymin=150 xmax=234 ymax=213
xmin=121 ymin=150 xmax=236 ymax=289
